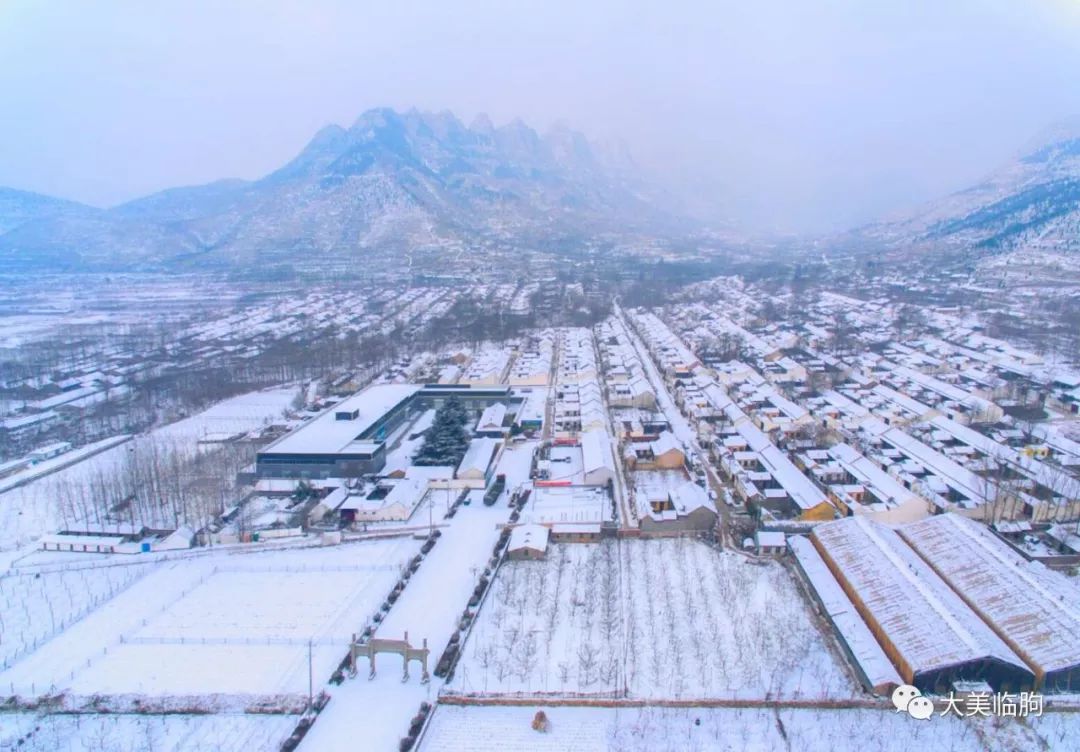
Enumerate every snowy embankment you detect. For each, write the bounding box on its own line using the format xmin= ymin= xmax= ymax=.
xmin=0 ymin=435 xmax=133 ymax=495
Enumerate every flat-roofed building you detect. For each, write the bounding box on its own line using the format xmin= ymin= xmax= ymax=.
xmin=256 ymin=383 xmax=516 ymax=479
xmin=524 ymin=484 xmax=612 ymax=525
xmin=256 ymin=384 xmax=421 ymax=479
xmin=507 ymin=523 xmax=550 ymax=560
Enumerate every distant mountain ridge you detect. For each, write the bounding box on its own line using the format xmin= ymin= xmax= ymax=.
xmin=858 ymin=123 xmax=1080 ymax=256
xmin=0 ymin=188 xmax=95 ymax=236
xmin=0 ymin=108 xmax=686 ymax=271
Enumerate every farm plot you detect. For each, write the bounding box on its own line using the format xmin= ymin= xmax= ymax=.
xmin=420 ymin=705 xmax=992 ymax=752
xmin=452 ymin=538 xmax=856 ymax=699
xmin=2 ymin=538 xmax=417 ymax=698
xmin=621 ymin=538 xmax=853 ymax=699
xmin=0 ymin=560 xmax=157 ymax=669
xmin=135 ymin=568 xmax=367 ymax=643
xmin=69 ymin=540 xmax=413 ymax=695
xmin=1 ymin=711 xmax=299 ymax=752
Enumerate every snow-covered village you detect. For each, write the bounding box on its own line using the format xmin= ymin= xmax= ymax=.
xmin=4 ymin=3 xmax=1080 ymax=750
xmin=3 ymin=260 xmax=1080 ymax=750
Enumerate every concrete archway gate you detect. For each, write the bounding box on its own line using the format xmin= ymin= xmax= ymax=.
xmin=350 ymin=631 xmax=430 ymax=683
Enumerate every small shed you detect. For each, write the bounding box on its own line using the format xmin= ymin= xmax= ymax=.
xmin=456 ymin=437 xmax=500 ymax=486
xmin=153 ymin=525 xmax=194 ymax=552
xmin=755 ymin=530 xmax=787 ymax=556
xmin=507 ymin=524 xmax=550 ymax=560
xmin=550 ymin=521 xmax=602 ymax=542
xmin=40 ymin=533 xmax=126 ymax=554
xmin=28 ymin=441 xmax=72 ymax=463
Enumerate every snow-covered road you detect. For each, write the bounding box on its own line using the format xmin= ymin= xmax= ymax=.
xmin=299 ymin=447 xmax=529 ymax=751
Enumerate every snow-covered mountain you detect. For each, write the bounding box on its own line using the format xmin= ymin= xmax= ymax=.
xmin=0 ymin=108 xmax=688 ymax=271
xmin=860 ymin=123 xmax=1080 ymax=256
xmin=0 ymin=188 xmax=95 ymax=236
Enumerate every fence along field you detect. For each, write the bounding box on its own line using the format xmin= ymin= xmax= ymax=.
xmin=0 ymin=538 xmax=417 ymax=699
xmin=1 ymin=711 xmax=301 ymax=752
xmin=0 ymin=561 xmax=156 ymax=669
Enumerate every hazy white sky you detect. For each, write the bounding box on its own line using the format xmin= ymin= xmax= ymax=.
xmin=1 ymin=0 xmax=1079 ymax=233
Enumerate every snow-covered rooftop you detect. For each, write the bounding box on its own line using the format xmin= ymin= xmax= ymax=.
xmin=812 ymin=516 xmax=1030 ymax=680
xmin=508 ymin=523 xmax=549 ymax=553
xmin=900 ymin=513 xmax=1080 ymax=678
xmin=262 ymin=383 xmax=421 ymax=455
xmin=457 ymin=437 xmax=500 ymax=477
xmin=789 ymin=535 xmax=902 ymax=691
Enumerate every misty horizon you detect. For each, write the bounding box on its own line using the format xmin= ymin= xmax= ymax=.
xmin=2 ymin=1 xmax=1080 ymax=234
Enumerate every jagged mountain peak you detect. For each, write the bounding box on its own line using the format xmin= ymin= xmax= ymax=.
xmin=469 ymin=113 xmax=495 ymax=135
xmin=0 ymin=107 xmax=686 ymax=271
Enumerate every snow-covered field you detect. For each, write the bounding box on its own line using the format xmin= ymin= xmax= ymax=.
xmin=0 ymin=711 xmax=299 ymax=752
xmin=0 ymin=388 xmax=297 ymax=552
xmin=1028 ymin=711 xmax=1080 ymax=749
xmin=0 ymin=435 xmax=132 ymax=495
xmin=451 ymin=539 xmax=855 ymax=699
xmin=420 ymin=705 xmax=993 ymax=752
xmin=0 ymin=560 xmax=156 ymax=669
xmin=1 ymin=538 xmax=417 ymax=698
xmin=151 ymin=388 xmax=299 ymax=444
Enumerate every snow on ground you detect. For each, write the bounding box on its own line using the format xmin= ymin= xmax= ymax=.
xmin=494 ymin=439 xmax=538 ymax=493
xmin=0 ymin=559 xmax=156 ymax=669
xmin=420 ymin=705 xmax=994 ymax=752
xmin=451 ymin=538 xmax=855 ymax=699
xmin=0 ymin=435 xmax=132 ymax=495
xmin=300 ymin=494 xmax=514 ymax=752
xmin=0 ymin=711 xmax=298 ymax=752
xmin=0 ymin=538 xmax=415 ymax=697
xmin=1027 ymin=711 xmax=1080 ymax=749
xmin=0 ymin=387 xmax=298 ymax=552
xmin=151 ymin=388 xmax=299 ymax=444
